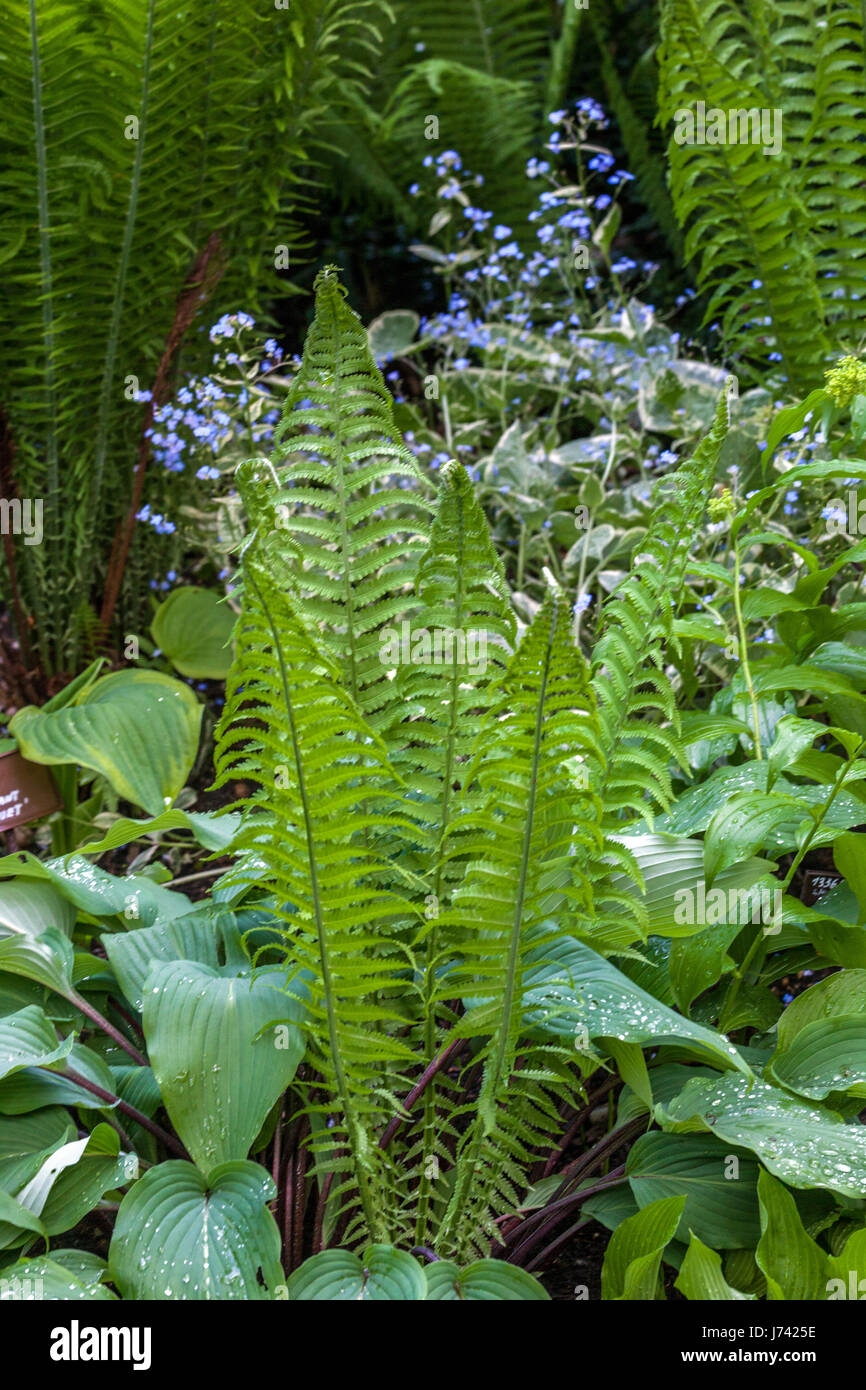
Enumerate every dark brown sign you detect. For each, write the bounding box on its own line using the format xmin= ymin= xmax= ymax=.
xmin=0 ymin=748 xmax=62 ymax=830
xmin=801 ymin=869 xmax=843 ymax=907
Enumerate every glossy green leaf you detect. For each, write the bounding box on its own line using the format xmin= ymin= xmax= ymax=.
xmin=151 ymin=587 xmax=236 ymax=680
xmin=659 ymin=1073 xmax=866 ymax=1198
xmin=523 ymin=937 xmax=750 ymax=1075
xmin=626 ymin=1132 xmax=760 ymax=1248
xmin=756 ymin=1170 xmax=828 ymax=1301
xmin=0 ymin=852 xmax=192 ymax=927
xmin=676 ymin=1233 xmax=751 ymax=1300
xmin=10 ymin=670 xmax=202 ymax=816
xmin=0 ymin=1254 xmax=116 ymax=1300
xmin=110 ymin=1160 xmax=283 ymax=1300
xmin=288 ymin=1245 xmax=426 ymax=1301
xmin=104 ymin=906 xmax=247 ymax=1013
xmin=0 ymin=1006 xmax=72 ymax=1080
xmin=0 ymin=930 xmax=75 ymax=999
xmin=423 ymin=1259 xmax=549 ymax=1300
xmin=143 ymin=959 xmax=305 ymax=1171
xmin=0 ymin=880 xmax=75 ymax=939
xmin=79 ymin=808 xmax=241 ymax=857
xmin=601 ymin=1194 xmax=685 ymax=1300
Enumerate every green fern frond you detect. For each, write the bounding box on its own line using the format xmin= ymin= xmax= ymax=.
xmin=436 ymin=579 xmax=605 ymax=1258
xmin=214 ymin=517 xmax=421 ymax=1245
xmin=0 ymin=0 xmax=391 ymax=672
xmin=269 ymin=266 xmax=433 ymax=731
xmin=591 ymin=385 xmax=731 ymax=832
xmin=657 ymin=0 xmax=831 ymax=386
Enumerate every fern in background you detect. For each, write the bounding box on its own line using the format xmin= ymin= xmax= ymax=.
xmin=656 ymin=0 xmax=866 ymax=387
xmin=322 ymin=0 xmax=558 ymax=233
xmin=0 ymin=0 xmax=388 ymax=677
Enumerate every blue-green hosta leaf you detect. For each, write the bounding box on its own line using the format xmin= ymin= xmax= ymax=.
xmin=601 ymin=1194 xmax=686 ymax=1300
xmin=0 ymin=1007 xmax=72 ymax=1080
xmin=0 ymin=1254 xmax=116 ymax=1300
xmin=151 ymin=586 xmax=235 ymax=680
xmin=703 ymin=792 xmax=803 ymax=886
xmin=0 ymin=929 xmax=75 ymax=999
xmin=143 ymin=960 xmax=305 ymax=1172
xmin=675 ymin=1233 xmax=752 ymax=1300
xmin=0 ymin=1041 xmax=118 ymax=1115
xmin=109 ymin=1160 xmax=282 ymax=1300
xmin=423 ymin=1260 xmax=549 ymax=1300
xmin=0 ymin=1108 xmax=75 ymax=1159
xmin=14 ymin=1124 xmax=136 ymax=1237
xmin=523 ymin=937 xmax=750 ymax=1075
xmin=626 ymin=1132 xmax=760 ymax=1249
xmin=78 ymin=808 xmax=242 ymax=857
xmin=645 ymin=764 xmax=866 ymax=849
xmin=608 ymin=833 xmax=773 ymax=936
xmin=658 ymin=1073 xmax=866 ymax=1198
xmin=10 ymin=670 xmax=202 ymax=816
xmin=287 ymin=1246 xmax=426 ymax=1301
xmin=767 ymin=1020 xmax=866 ymax=1100
xmin=0 ymin=852 xmax=192 ymax=927
xmin=766 ymin=969 xmax=866 ymax=1099
xmin=104 ymin=906 xmax=248 ymax=1013
xmin=0 ymin=880 xmax=75 ymax=939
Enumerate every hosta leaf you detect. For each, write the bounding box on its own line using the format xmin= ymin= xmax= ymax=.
xmin=756 ymin=1170 xmax=828 ymax=1301
xmin=0 ymin=1108 xmax=75 ymax=1158
xmin=658 ymin=1073 xmax=866 ymax=1198
xmin=423 ymin=1260 xmax=549 ymax=1300
xmin=287 ymin=1246 xmax=426 ymax=1301
xmin=609 ymin=833 xmax=773 ymax=936
xmin=104 ymin=906 xmax=247 ymax=1013
xmin=626 ymin=1132 xmax=760 ymax=1248
xmin=523 ymin=937 xmax=750 ymax=1075
xmin=703 ymin=792 xmax=802 ymax=887
xmin=0 ymin=929 xmax=75 ymax=999
xmin=151 ymin=586 xmax=235 ymax=680
xmin=0 ymin=1007 xmax=72 ymax=1080
xmin=15 ymin=1124 xmax=136 ymax=1237
xmin=0 ymin=1255 xmax=116 ymax=1300
xmin=669 ymin=924 xmax=741 ymax=1014
xmin=109 ymin=1160 xmax=283 ymax=1300
xmin=601 ymin=1194 xmax=685 ymax=1300
xmin=10 ymin=670 xmax=202 ymax=816
xmin=0 ymin=880 xmax=75 ymax=939
xmin=766 ymin=969 xmax=866 ymax=1099
xmin=767 ymin=1019 xmax=866 ymax=1100
xmin=0 ymin=1188 xmax=48 ymax=1247
xmin=78 ymin=808 xmax=241 ymax=857
xmin=0 ymin=852 xmax=192 ymax=927
xmin=676 ymin=1233 xmax=751 ymax=1300
xmin=143 ymin=959 xmax=305 ymax=1172
xmin=0 ymin=1041 xmax=117 ymax=1115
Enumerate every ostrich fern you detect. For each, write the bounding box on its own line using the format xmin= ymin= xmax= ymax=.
xmin=215 ymin=268 xmax=731 ymax=1257
xmin=657 ymin=0 xmax=866 ymax=386
xmin=0 ymin=0 xmax=387 ymax=676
